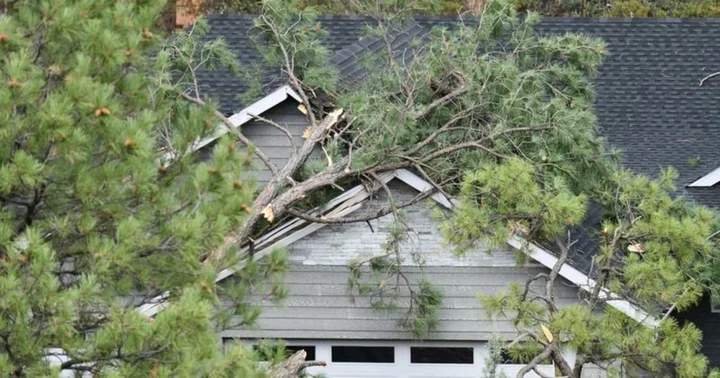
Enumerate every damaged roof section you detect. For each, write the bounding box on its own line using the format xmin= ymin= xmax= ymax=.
xmin=199 ymin=16 xmax=720 ymax=277
xmin=202 ymin=16 xmax=720 ymax=205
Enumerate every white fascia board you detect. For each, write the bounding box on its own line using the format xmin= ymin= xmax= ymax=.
xmin=392 ymin=170 xmax=659 ymax=328
xmin=688 ymin=166 xmax=720 ymax=187
xmin=506 ymin=236 xmax=658 ymax=328
xmin=393 ymin=169 xmax=454 ymax=209
xmin=162 ymin=85 xmax=303 ymax=162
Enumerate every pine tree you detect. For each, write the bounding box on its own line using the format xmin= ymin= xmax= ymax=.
xmin=178 ymin=0 xmax=719 ymax=375
xmin=3 ymin=0 xmax=716 ymax=376
xmin=0 ymin=1 xmax=288 ymax=376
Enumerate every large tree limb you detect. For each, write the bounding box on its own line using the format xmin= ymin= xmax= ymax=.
xmin=205 ymin=109 xmax=344 ymax=265
xmin=516 ymin=344 xmax=553 ymax=378
xmin=200 ymin=114 xmax=552 ymax=268
xmin=242 ymin=124 xmax=551 ymax=245
xmin=549 ymin=344 xmax=576 ymax=378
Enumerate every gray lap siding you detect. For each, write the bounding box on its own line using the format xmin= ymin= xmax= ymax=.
xmin=221 ymin=265 xmax=584 ymax=341
xmin=197 ymin=99 xmax=316 ymax=186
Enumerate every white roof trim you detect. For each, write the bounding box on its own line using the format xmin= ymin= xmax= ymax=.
xmin=395 ymin=170 xmax=657 ymax=327
xmin=688 ymin=166 xmax=720 ymax=187
xmin=162 ymin=85 xmax=303 ymax=162
xmin=138 ymin=170 xmax=398 ymax=317
xmin=506 ymin=237 xmax=658 ymax=327
xmin=139 ymin=168 xmax=657 ymax=328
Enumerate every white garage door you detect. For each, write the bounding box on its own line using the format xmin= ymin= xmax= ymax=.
xmin=266 ymin=340 xmax=554 ymax=378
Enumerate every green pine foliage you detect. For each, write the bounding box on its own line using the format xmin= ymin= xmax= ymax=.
xmin=333 ymin=0 xmax=612 ymax=338
xmin=512 ymin=0 xmax=720 ymax=17
xmin=196 ymin=0 xmax=720 ymax=18
xmin=3 ymin=0 xmax=713 ymax=375
xmin=287 ymin=0 xmax=720 ymax=375
xmin=0 ymin=1 xmax=286 ymax=376
xmin=429 ymin=4 xmax=720 ymax=376
xmin=347 ymin=212 xmax=444 ymax=339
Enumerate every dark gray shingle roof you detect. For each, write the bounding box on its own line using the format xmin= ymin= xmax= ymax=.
xmin=203 ymin=16 xmax=720 ymax=199
xmin=534 ymin=19 xmax=720 ymax=209
xmin=199 ymin=15 xmax=377 ymax=114
xmin=201 ymin=16 xmax=720 ymax=270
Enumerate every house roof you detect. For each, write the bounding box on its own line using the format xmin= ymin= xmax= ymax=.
xmin=198 ymin=15 xmax=377 ymax=114
xmin=164 ymin=16 xmax=720 ymax=327
xmin=202 ymin=16 xmax=720 ymax=199
xmin=199 ymin=16 xmax=720 ymax=275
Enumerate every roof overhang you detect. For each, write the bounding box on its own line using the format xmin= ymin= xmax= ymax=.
xmin=688 ymin=166 xmax=720 ymax=187
xmin=162 ymin=85 xmax=303 ymax=162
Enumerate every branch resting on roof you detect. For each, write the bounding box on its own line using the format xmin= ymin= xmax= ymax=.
xmin=285 ymin=188 xmax=436 ymax=224
xmin=203 ymin=108 xmax=345 ymax=266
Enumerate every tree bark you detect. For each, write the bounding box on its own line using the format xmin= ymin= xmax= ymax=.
xmin=206 ymin=109 xmax=344 ymax=265
xmin=466 ymin=0 xmax=485 ymax=15
xmin=269 ymin=350 xmax=326 ymax=378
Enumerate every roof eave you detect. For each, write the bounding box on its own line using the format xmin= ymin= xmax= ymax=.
xmin=688 ymin=166 xmax=720 ymax=187
xmin=162 ymin=85 xmax=302 ymax=162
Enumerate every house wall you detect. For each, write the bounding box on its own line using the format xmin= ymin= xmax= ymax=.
xmin=201 ymin=99 xmax=605 ymax=374
xmin=221 ymin=181 xmax=587 ymax=342
xmin=197 ymin=99 xmax=314 ymax=186
xmin=221 ymin=264 xmax=585 ymax=341
xmin=287 ymin=180 xmax=520 ymax=267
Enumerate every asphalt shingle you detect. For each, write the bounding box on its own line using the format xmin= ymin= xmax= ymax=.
xmin=200 ymin=15 xmax=377 ymax=114
xmin=202 ymin=16 xmax=720 ymax=271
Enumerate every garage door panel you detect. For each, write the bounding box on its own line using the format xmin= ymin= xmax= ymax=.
xmin=223 ymin=338 xmax=566 ymax=378
xmin=317 ymin=342 xmax=487 ymax=378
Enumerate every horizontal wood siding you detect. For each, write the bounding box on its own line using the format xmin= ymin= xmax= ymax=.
xmin=239 ymin=100 xmax=313 ymax=185
xmin=197 ymin=99 xmax=316 ymax=186
xmin=288 ymin=180 xmax=523 ymax=267
xmin=222 ymin=265 xmax=585 ymax=341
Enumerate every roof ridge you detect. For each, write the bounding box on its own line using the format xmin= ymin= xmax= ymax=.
xmin=205 ymin=13 xmax=720 ymax=22
xmin=540 ymin=16 xmax=720 ymax=23
xmin=206 ymin=14 xmax=258 ymax=20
